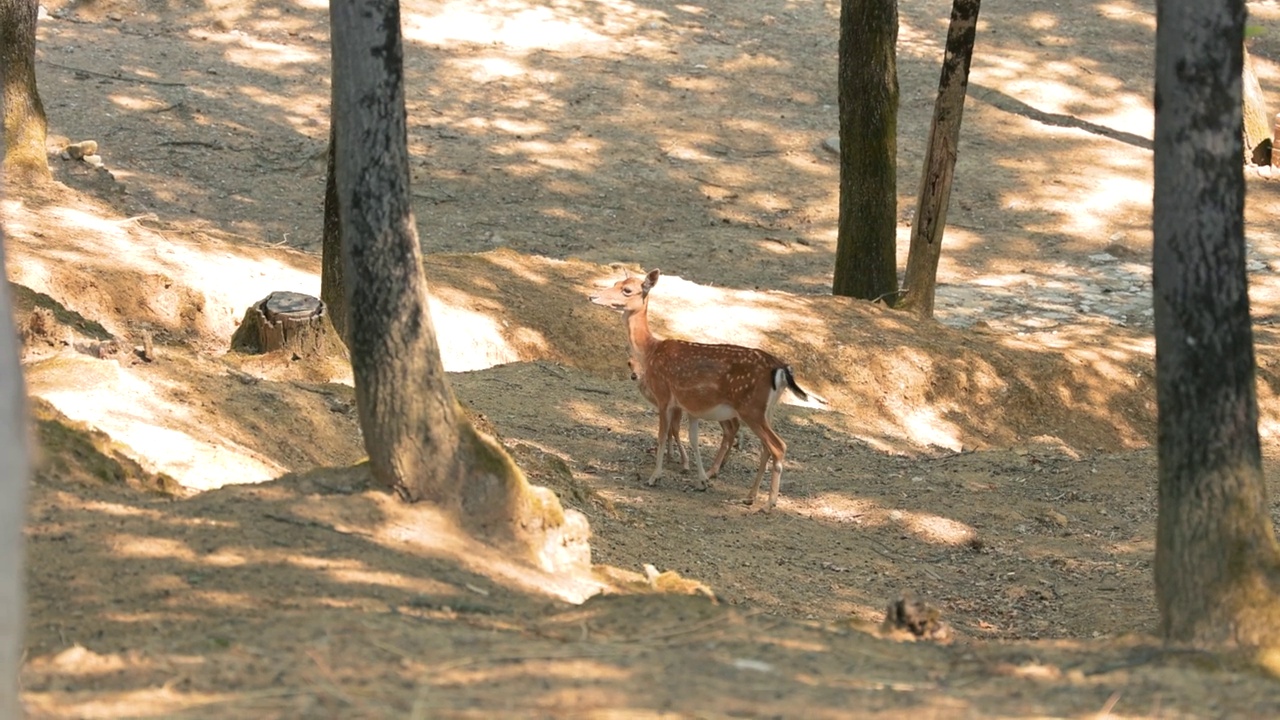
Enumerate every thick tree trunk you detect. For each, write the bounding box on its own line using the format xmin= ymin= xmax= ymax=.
xmin=0 ymin=0 xmax=49 ymax=182
xmin=1242 ymin=47 xmax=1271 ymax=165
xmin=329 ymin=0 xmax=589 ymax=569
xmin=833 ymin=0 xmax=899 ymax=303
xmin=331 ymin=0 xmax=462 ymax=506
xmin=320 ymin=125 xmax=348 ymax=347
xmin=0 ymin=76 xmax=32 ymax=719
xmin=1153 ymin=0 xmax=1280 ymax=652
xmin=899 ymin=0 xmax=980 ymax=318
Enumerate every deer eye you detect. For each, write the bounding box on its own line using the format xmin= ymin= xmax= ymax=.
xmin=622 ymin=288 xmax=633 ymax=296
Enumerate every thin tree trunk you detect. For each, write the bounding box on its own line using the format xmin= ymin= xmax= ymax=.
xmin=0 ymin=68 xmax=33 ymax=719
xmin=833 ymin=0 xmax=899 ymax=302
xmin=1153 ymin=0 xmax=1280 ymax=650
xmin=0 ymin=0 xmax=49 ymax=182
xmin=899 ymin=0 xmax=980 ymax=318
xmin=320 ymin=124 xmax=348 ymax=347
xmin=328 ymin=0 xmax=589 ymax=567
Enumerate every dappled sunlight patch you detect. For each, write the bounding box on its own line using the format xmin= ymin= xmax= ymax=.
xmin=900 ymin=407 xmax=964 ymax=451
xmin=34 ymin=644 xmax=135 ymax=675
xmin=110 ymin=534 xmax=198 ymax=561
xmin=1097 ymin=2 xmax=1156 ymax=30
xmin=491 ymin=117 xmax=551 ymax=137
xmin=366 ymin=492 xmax=606 ymax=604
xmin=800 ymin=494 xmax=977 ymax=546
xmin=25 ymin=354 xmax=287 ymax=489
xmin=450 ymin=55 xmax=551 ymax=83
xmin=434 ymin=658 xmax=633 ymax=686
xmin=323 ymin=566 xmax=459 ymax=595
xmin=1053 ymin=175 xmax=1151 ymax=238
xmin=429 ymin=296 xmax=526 ymax=372
xmin=894 ymin=510 xmax=979 ymax=547
xmin=183 ymin=589 xmax=260 ymax=609
xmin=481 ymin=249 xmax=556 ymax=285
xmin=5 ymin=199 xmax=318 ymax=340
xmin=23 ymin=687 xmax=234 ymax=719
xmin=800 ymin=495 xmax=887 ymax=528
xmin=100 ymin=610 xmax=203 ymax=625
xmin=499 ymin=137 xmax=605 ymax=174
xmin=219 ymin=35 xmax=323 ymax=69
xmin=637 ymin=273 xmax=835 ymax=355
xmin=403 ymin=0 xmax=664 ymax=53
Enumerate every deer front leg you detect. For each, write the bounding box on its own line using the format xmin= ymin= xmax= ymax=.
xmin=688 ymin=417 xmax=710 ymax=490
xmin=647 ymin=405 xmax=675 ymax=487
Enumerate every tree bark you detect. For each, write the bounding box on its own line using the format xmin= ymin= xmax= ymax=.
xmin=320 ymin=124 xmax=348 ymax=347
xmin=899 ymin=0 xmax=980 ymax=318
xmin=1153 ymin=0 xmax=1280 ymax=653
xmin=1242 ymin=47 xmax=1271 ymax=165
xmin=329 ymin=0 xmax=589 ymax=569
xmin=833 ymin=0 xmax=899 ymax=303
xmin=0 ymin=0 xmax=49 ymax=182
xmin=0 ymin=68 xmax=33 ymax=719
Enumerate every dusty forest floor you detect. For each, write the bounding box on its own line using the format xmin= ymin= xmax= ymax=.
xmin=7 ymin=0 xmax=1280 ymax=716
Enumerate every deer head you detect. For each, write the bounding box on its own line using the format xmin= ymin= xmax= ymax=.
xmin=589 ymin=269 xmax=661 ymax=313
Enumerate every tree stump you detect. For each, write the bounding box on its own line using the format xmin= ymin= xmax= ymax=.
xmin=230 ymin=291 xmax=345 ymax=359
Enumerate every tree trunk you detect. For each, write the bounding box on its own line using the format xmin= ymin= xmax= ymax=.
xmin=0 ymin=76 xmax=33 ymax=719
xmin=329 ymin=0 xmax=589 ymax=570
xmin=320 ymin=124 xmax=348 ymax=347
xmin=833 ymin=0 xmax=899 ymax=303
xmin=1153 ymin=0 xmax=1280 ymax=653
xmin=1242 ymin=47 xmax=1271 ymax=165
xmin=0 ymin=0 xmax=49 ymax=182
xmin=899 ymin=0 xmax=980 ymax=319
xmin=230 ymin=291 xmax=346 ymax=359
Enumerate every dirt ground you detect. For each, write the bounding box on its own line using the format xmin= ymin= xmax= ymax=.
xmin=8 ymin=0 xmax=1280 ymax=716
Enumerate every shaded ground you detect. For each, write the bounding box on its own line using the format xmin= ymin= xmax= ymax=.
xmin=7 ymin=0 xmax=1280 ymax=716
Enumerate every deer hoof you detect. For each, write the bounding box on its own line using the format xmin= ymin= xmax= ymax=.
xmin=645 ymin=474 xmax=661 ymax=487
xmin=694 ymin=478 xmax=710 ymax=492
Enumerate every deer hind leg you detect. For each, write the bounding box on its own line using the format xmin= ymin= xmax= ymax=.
xmin=669 ymin=407 xmax=689 ymax=470
xmin=743 ymin=421 xmax=787 ymax=511
xmin=707 ymin=418 xmax=740 ymax=478
xmin=688 ymin=417 xmax=710 ymax=490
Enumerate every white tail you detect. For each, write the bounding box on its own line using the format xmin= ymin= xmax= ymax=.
xmin=591 ymin=269 xmax=809 ymax=511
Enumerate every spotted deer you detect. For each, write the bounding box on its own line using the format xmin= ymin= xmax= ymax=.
xmin=591 ymin=269 xmax=813 ymax=510
xmin=628 ymin=356 xmax=740 ymax=476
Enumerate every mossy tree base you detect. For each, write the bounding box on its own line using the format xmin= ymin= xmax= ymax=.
xmin=230 ymin=291 xmax=347 ymax=360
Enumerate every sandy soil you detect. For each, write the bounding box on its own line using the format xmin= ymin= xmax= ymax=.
xmin=7 ymin=0 xmax=1280 ymax=716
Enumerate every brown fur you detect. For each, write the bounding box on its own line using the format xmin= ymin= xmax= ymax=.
xmin=591 ymin=269 xmax=808 ymax=510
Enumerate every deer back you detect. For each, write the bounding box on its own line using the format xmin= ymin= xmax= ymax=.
xmin=646 ymin=339 xmax=786 ymax=418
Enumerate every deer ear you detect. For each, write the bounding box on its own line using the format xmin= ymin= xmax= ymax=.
xmin=643 ymin=269 xmax=660 ymax=293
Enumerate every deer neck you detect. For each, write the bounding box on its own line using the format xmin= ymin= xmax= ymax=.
xmin=624 ymin=302 xmax=658 ymax=362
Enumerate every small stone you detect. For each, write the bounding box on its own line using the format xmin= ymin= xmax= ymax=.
xmin=1088 ymin=252 xmax=1117 ymax=263
xmin=107 ymin=12 xmax=122 ymax=21
xmin=82 ymin=154 xmax=104 ymax=168
xmin=821 ymin=136 xmax=840 ymax=156
xmin=1044 ymin=509 xmax=1069 ymax=528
